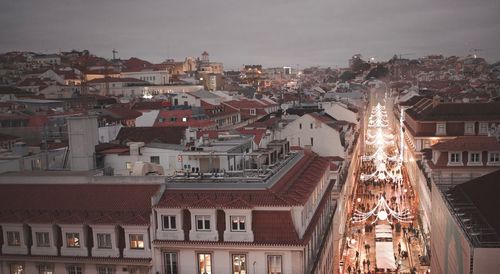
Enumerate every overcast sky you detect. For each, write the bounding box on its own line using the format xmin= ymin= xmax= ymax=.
xmin=1 ymin=0 xmax=500 ymax=69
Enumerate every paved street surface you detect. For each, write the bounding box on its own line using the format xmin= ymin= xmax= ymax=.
xmin=339 ymin=83 xmax=430 ymax=274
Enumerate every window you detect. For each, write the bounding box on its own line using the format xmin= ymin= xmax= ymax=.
xmin=196 ymin=215 xmax=211 ymax=231
xmin=464 ymin=122 xmax=475 ymax=135
xmin=164 ymin=252 xmax=178 ymax=274
xmin=9 ymin=263 xmax=24 ymax=274
xmin=299 ymin=123 xmax=302 ymax=130
xmin=126 ymin=162 xmax=132 ymax=170
xmin=298 ymin=137 xmax=301 ymax=146
xmin=232 ymin=254 xmax=246 ymax=274
xmin=489 ymin=152 xmax=500 ymax=164
xmin=66 ymin=233 xmax=80 ymax=247
xmin=129 ymin=234 xmax=144 ymax=249
xmin=267 ymin=255 xmax=282 ymax=274
xmin=97 ymin=233 xmax=112 ymax=249
xmin=250 ymin=109 xmax=256 ymax=115
xmin=7 ymin=231 xmax=21 ymax=246
xmin=230 ymin=216 xmax=246 ymax=232
xmin=436 ymin=122 xmax=446 ymax=135
xmin=36 ymin=232 xmax=50 ymax=247
xmin=198 ymin=253 xmax=212 ymax=274
xmin=479 ymin=122 xmax=489 ymax=135
xmin=469 ymin=152 xmax=481 ymax=165
xmin=162 ymin=215 xmax=177 ymax=230
xmin=310 ymin=123 xmax=313 ymax=129
xmin=67 ymin=265 xmax=83 ymax=274
xmin=97 ymin=266 xmax=114 ymax=274
xmin=150 ymin=156 xmax=160 ymax=164
xmin=311 ymin=137 xmax=314 ymax=146
xmin=38 ymin=264 xmax=54 ymax=274
xmin=449 ymin=152 xmax=461 ymax=164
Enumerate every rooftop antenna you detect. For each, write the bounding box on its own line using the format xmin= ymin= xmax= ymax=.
xmin=112 ymin=48 xmax=118 ymax=60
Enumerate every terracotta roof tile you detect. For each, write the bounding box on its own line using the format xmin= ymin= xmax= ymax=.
xmin=0 ymin=184 xmax=159 ymax=225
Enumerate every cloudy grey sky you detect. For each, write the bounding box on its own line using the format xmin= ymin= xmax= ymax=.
xmin=1 ymin=0 xmax=500 ymax=69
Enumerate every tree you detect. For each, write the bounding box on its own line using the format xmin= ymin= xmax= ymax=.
xmin=365 ymin=65 xmax=389 ymax=80
xmin=340 ymin=71 xmax=356 ymax=81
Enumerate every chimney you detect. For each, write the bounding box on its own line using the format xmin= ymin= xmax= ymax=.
xmin=127 ymin=142 xmax=144 ymax=156
xmin=67 ymin=115 xmax=98 ymax=171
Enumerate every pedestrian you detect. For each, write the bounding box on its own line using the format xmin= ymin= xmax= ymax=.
xmin=362 ymin=259 xmax=366 ymax=268
xmin=367 ymin=259 xmax=371 ymax=268
xmin=347 ymin=265 xmax=352 ymax=273
xmin=356 ymin=251 xmax=359 ymax=259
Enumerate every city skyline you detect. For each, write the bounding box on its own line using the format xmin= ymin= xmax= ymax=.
xmin=1 ymin=0 xmax=500 ymax=68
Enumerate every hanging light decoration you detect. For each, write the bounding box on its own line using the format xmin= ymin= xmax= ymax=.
xmin=351 ymin=196 xmax=413 ymax=224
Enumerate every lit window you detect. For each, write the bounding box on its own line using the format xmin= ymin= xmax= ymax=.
xmin=267 ymin=255 xmax=282 ymax=274
xmin=67 ymin=265 xmax=83 ymax=274
xmin=7 ymin=231 xmax=21 ymax=246
xmin=129 ymin=234 xmax=144 ymax=249
xmin=469 ymin=152 xmax=481 ymax=164
xmin=10 ymin=263 xmax=23 ymax=274
xmin=198 ymin=253 xmax=212 ymax=274
xmin=126 ymin=162 xmax=132 ymax=170
xmin=162 ymin=215 xmax=177 ymax=230
xmin=97 ymin=266 xmax=114 ymax=274
xmin=230 ymin=216 xmax=246 ymax=232
xmin=449 ymin=152 xmax=461 ymax=164
xmin=232 ymin=254 xmax=246 ymax=274
xmin=164 ymin=252 xmax=178 ymax=274
xmin=196 ymin=215 xmax=211 ymax=231
xmin=97 ymin=233 xmax=112 ymax=249
xmin=66 ymin=233 xmax=80 ymax=248
xmin=38 ymin=264 xmax=54 ymax=274
xmin=36 ymin=232 xmax=50 ymax=247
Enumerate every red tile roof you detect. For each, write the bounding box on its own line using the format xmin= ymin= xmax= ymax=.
xmin=156 ymin=151 xmax=330 ymax=208
xmin=236 ymin=128 xmax=266 ymax=145
xmin=431 ymin=136 xmax=500 ymax=151
xmin=252 ymin=211 xmax=300 ymax=244
xmin=0 ymin=184 xmax=160 ymax=225
xmin=87 ymin=77 xmax=147 ymax=84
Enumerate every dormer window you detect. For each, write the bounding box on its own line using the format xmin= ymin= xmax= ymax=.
xmin=230 ymin=216 xmax=246 ymax=232
xmin=250 ymin=109 xmax=256 ymax=116
xmin=7 ymin=231 xmax=21 ymax=246
xmin=162 ymin=215 xmax=177 ymax=230
xmin=468 ymin=152 xmax=482 ymax=165
xmin=129 ymin=234 xmax=144 ymax=249
xmin=66 ymin=233 xmax=80 ymax=248
xmin=35 ymin=232 xmax=50 ymax=247
xmin=448 ymin=152 xmax=462 ymax=166
xmin=96 ymin=233 xmax=112 ymax=249
xmin=196 ymin=215 xmax=211 ymax=231
xmin=488 ymin=152 xmax=500 ymax=165
xmin=436 ymin=122 xmax=446 ymax=135
xmin=464 ymin=122 xmax=475 ymax=135
xmin=479 ymin=122 xmax=489 ymax=135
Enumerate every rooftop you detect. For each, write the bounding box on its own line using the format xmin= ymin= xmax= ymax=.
xmin=440 ymin=169 xmax=500 ymax=248
xmin=156 ymin=150 xmax=330 ymax=207
xmin=0 ymin=184 xmax=160 ymax=225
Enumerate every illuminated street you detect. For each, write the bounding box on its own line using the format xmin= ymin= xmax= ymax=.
xmin=339 ymin=84 xmax=431 ymax=274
